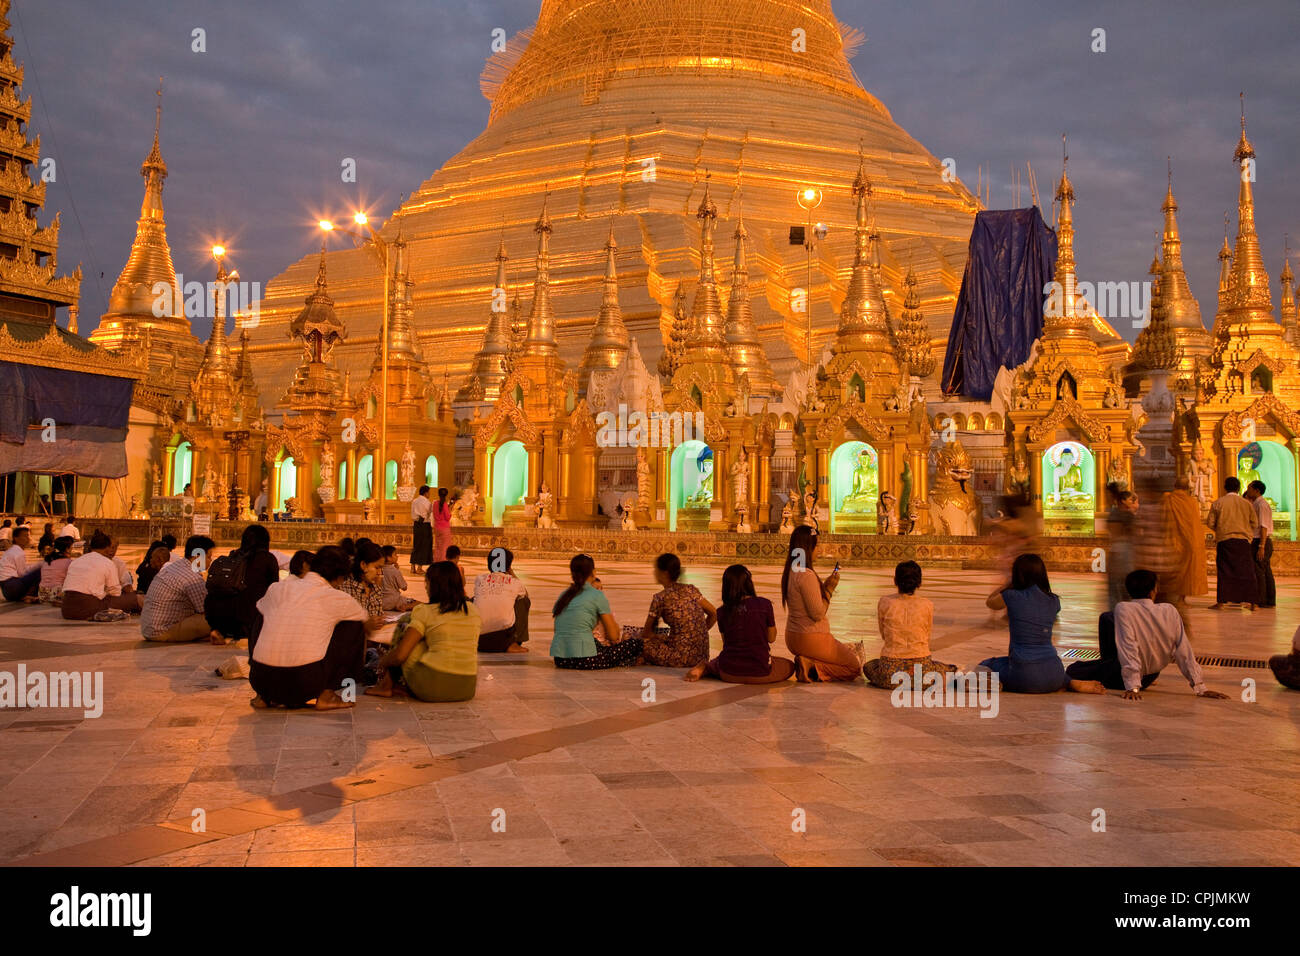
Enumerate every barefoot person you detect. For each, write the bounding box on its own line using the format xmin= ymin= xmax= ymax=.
xmin=410 ymin=485 xmax=433 ymax=574
xmin=0 ymin=526 xmax=40 ymax=603
xmin=367 ymin=561 xmax=480 ymax=702
xmin=550 ymin=554 xmax=642 ymax=669
xmin=686 ymin=564 xmax=793 ymax=683
xmin=141 ymin=536 xmax=223 ymax=643
xmin=249 ymin=546 xmax=368 ymax=711
xmin=641 ymin=553 xmax=715 ymax=668
xmin=432 ymin=487 xmax=453 ymax=561
xmin=862 ymin=560 xmax=957 ymax=689
xmin=1065 ymin=569 xmax=1228 ymax=700
xmin=1269 ymin=626 xmax=1300 ymax=691
xmin=60 ymin=531 xmax=143 ymax=619
xmin=1206 ymin=477 xmax=1259 ymax=611
xmin=780 ymin=526 xmax=864 ymax=682
xmin=981 ymin=553 xmax=1104 ymax=694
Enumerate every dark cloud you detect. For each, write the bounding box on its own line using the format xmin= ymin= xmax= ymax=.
xmin=15 ymin=0 xmax=1299 ymax=342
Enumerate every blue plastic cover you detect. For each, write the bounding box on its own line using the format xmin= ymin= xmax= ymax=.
xmin=941 ymin=207 xmax=1058 ymax=400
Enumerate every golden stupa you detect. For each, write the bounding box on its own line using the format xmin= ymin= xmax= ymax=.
xmin=248 ymin=0 xmax=978 ymax=409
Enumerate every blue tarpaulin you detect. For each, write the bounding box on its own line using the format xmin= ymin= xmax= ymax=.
xmin=941 ymin=207 xmax=1058 ymax=401
xmin=0 ymin=361 xmax=133 ymax=477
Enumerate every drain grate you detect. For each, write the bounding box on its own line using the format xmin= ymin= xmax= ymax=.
xmin=1059 ymin=649 xmax=1267 ymax=669
xmin=1194 ymin=655 xmax=1268 ymax=669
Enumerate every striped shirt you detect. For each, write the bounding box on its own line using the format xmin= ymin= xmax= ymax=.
xmin=141 ymin=559 xmax=208 ymax=639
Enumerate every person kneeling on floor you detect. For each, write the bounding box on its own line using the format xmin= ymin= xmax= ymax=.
xmin=1065 ymin=568 xmax=1228 ymax=701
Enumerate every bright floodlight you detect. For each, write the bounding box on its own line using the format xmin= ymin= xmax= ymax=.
xmin=319 ymin=220 xmax=334 ymax=231
xmin=354 ymin=212 xmax=368 ymax=225
xmin=211 ymin=244 xmax=225 ymax=258
xmin=802 ymin=188 xmax=816 ymax=202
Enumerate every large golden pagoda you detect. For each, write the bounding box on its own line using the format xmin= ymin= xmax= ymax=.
xmin=248 ymin=0 xmax=978 ymax=410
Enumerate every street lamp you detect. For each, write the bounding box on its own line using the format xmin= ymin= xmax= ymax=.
xmin=795 ymin=187 xmax=825 ymax=369
xmin=320 ymin=212 xmax=391 ymax=526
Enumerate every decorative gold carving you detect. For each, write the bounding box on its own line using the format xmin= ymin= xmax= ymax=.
xmin=1026 ymin=397 xmax=1110 ymax=445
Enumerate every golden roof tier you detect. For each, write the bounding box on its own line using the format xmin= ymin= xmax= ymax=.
xmin=1156 ymin=167 xmax=1210 ymax=377
xmin=90 ymin=84 xmax=203 ymax=391
xmin=247 ymin=0 xmax=978 ymax=414
xmin=723 ymin=214 xmax=777 ymax=396
xmin=1280 ymin=252 xmax=1297 ymax=344
xmin=457 ymin=237 xmax=514 ymax=402
xmin=0 ymin=0 xmax=80 ymax=329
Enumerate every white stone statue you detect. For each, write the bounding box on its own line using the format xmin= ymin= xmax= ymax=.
xmin=319 ymin=444 xmax=335 ymax=487
xmin=730 ymin=448 xmax=749 ymax=505
xmin=1187 ymin=443 xmax=1213 ymax=509
xmin=451 ymin=483 xmax=479 ymax=526
xmin=201 ymin=462 xmax=216 ymax=500
xmin=734 ymin=502 xmax=752 ymax=534
xmin=779 ymin=491 xmax=797 ymax=533
xmin=635 ymin=447 xmax=652 ymax=513
xmin=619 ymin=493 xmax=637 ymax=531
xmin=399 ymin=440 xmax=416 ymax=488
xmin=535 ymin=483 xmax=556 ymax=529
xmin=877 ymin=491 xmax=898 ymax=534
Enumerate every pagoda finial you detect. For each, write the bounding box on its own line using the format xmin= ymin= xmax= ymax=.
xmin=723 ymin=201 xmax=776 ymax=393
xmin=578 ymin=216 xmax=630 ymax=391
xmin=523 ymin=192 xmax=558 ymax=355
xmin=1157 ymin=169 xmax=1204 ymax=338
xmin=1227 ymin=98 xmax=1271 ymax=317
xmin=685 ymin=171 xmax=725 ymax=355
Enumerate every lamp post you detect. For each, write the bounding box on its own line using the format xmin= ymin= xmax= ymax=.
xmin=795 ymin=187 xmax=825 ymax=370
xmin=320 ymin=214 xmax=390 ymax=526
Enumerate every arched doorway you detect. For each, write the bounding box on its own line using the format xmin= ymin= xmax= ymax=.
xmin=171 ymin=441 xmax=193 ymax=495
xmin=668 ymin=439 xmax=712 ymax=531
xmin=1238 ymin=441 xmax=1295 ymax=540
xmin=357 ymin=454 xmax=374 ymax=501
xmin=491 ymin=440 xmax=528 ymax=525
xmin=424 ymin=455 xmax=438 ymax=489
xmin=830 ymin=440 xmax=878 ymax=532
xmin=385 ymin=459 xmax=398 ymax=500
xmin=338 ymin=459 xmax=349 ymax=500
xmin=1042 ymin=440 xmax=1095 ymax=534
xmin=276 ymin=456 xmax=297 ymax=511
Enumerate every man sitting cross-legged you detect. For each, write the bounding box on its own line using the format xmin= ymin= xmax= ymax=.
xmin=1066 ymin=568 xmax=1228 ymax=701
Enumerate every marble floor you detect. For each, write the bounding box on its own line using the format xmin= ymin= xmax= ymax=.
xmin=1 ymin=549 xmax=1297 ymax=867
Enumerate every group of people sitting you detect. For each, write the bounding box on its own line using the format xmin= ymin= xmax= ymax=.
xmin=5 ymin=517 xmax=1296 ymax=710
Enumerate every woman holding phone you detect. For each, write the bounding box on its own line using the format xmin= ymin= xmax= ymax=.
xmin=780 ymin=526 xmax=866 ymax=682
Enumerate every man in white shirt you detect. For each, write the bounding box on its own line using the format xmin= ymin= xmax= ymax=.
xmin=59 ymin=516 xmax=81 ymax=542
xmin=250 ymin=545 xmax=368 ymax=711
xmin=410 ymin=485 xmax=433 ymax=574
xmin=0 ymin=526 xmax=39 ymax=601
xmin=61 ymin=531 xmax=143 ymax=620
xmin=472 ymin=547 xmax=530 ymax=653
xmin=1244 ymin=479 xmax=1275 ymax=608
xmin=1067 ymin=569 xmax=1227 ymax=700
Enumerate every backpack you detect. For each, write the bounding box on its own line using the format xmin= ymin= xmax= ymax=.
xmin=206 ymin=550 xmax=248 ymax=596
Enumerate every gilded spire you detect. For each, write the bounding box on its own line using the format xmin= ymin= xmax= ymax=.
xmin=460 ymin=234 xmax=513 ymax=400
xmin=290 ymin=241 xmax=346 ymax=360
xmin=104 ymin=81 xmax=180 ymax=321
xmin=1044 ymin=144 xmax=1089 ymax=339
xmin=1280 ymin=244 xmax=1297 ymax=342
xmin=376 ymin=228 xmax=422 ymax=367
xmin=578 ymin=219 xmax=631 ymax=392
xmin=685 ymin=174 xmax=726 ymax=357
xmin=837 ymin=150 xmax=890 ymax=344
xmin=523 ymin=193 xmax=558 ymax=355
xmin=658 ymin=282 xmax=689 ymax=380
xmin=1227 ymin=97 xmax=1272 ymax=316
xmin=1158 ymin=163 xmax=1204 ymax=334
xmin=723 ymin=212 xmax=776 ymax=393
xmin=894 ymin=266 xmax=935 ymax=378
xmin=1132 ymin=238 xmax=1178 ymax=372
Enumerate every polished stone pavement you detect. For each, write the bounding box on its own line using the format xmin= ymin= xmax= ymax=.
xmin=1 ymin=549 xmax=1297 ymax=867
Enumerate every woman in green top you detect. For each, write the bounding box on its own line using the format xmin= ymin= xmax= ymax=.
xmin=368 ymin=561 xmax=480 ymax=701
xmin=551 ymin=553 xmax=643 ymax=669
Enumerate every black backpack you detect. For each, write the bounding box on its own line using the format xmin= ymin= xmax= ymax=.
xmin=206 ymin=550 xmax=248 ymax=596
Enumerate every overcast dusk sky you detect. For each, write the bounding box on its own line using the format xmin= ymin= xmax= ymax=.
xmin=13 ymin=0 xmax=1300 ymax=341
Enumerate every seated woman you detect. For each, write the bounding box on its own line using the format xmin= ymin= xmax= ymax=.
xmin=61 ymin=532 xmax=143 ymax=619
xmin=641 ymin=553 xmax=715 ymax=668
xmin=249 ymin=545 xmax=368 ymax=711
xmin=781 ymin=526 xmax=865 ymax=682
xmin=338 ymin=539 xmax=387 ymax=634
xmin=36 ymin=523 xmax=55 ymax=557
xmin=38 ymin=535 xmax=74 ymax=605
xmin=289 ymin=550 xmax=313 ymax=578
xmin=367 ymin=562 xmax=480 ymax=702
xmin=135 ymin=541 xmax=171 ymax=595
xmin=863 ymin=560 xmax=958 ymax=689
xmin=550 ymin=553 xmax=642 ymax=669
xmin=981 ymin=553 xmax=1104 ymax=694
xmin=686 ymin=564 xmax=793 ymax=683
xmin=205 ymin=523 xmax=281 ymax=643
